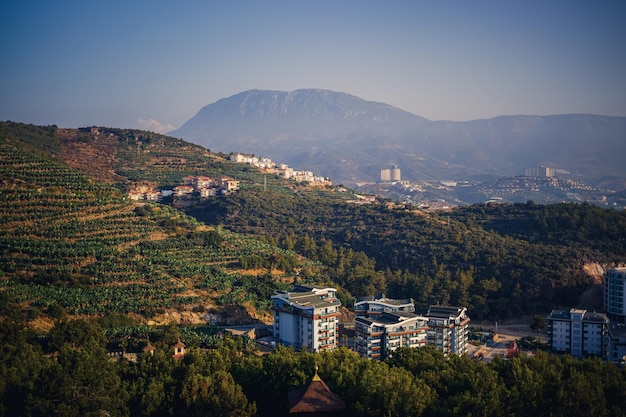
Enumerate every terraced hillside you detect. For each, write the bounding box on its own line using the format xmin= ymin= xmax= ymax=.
xmin=0 ymin=131 xmax=314 ymax=327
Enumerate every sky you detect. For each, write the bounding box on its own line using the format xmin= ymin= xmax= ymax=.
xmin=1 ymin=0 xmax=625 ymax=132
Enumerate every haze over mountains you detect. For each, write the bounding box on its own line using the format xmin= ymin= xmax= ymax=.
xmin=170 ymin=89 xmax=626 ymax=192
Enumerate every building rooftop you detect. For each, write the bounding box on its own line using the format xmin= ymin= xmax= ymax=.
xmin=355 ymin=294 xmax=413 ymax=306
xmin=547 ymin=309 xmax=608 ymax=323
xmin=547 ymin=310 xmax=571 ymax=320
xmin=585 ymin=311 xmax=609 ymax=323
xmin=355 ymin=311 xmax=424 ymax=326
xmin=609 ymin=323 xmax=626 ymax=340
xmin=288 ymin=369 xmax=347 ymax=414
xmin=427 ymin=305 xmax=466 ymax=318
xmin=273 ymin=287 xmax=340 ymax=309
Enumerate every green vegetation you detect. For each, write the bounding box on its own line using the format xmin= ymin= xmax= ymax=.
xmin=1 ymin=311 xmax=624 ymax=417
xmin=0 ymin=129 xmax=309 ymax=320
xmin=2 ymin=121 xmax=626 ymax=416
xmin=185 ymin=189 xmax=626 ymax=318
xmin=2 ymin=121 xmax=625 ymax=322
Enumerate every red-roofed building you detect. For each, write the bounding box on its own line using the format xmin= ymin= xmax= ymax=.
xmin=288 ymin=367 xmax=347 ymax=416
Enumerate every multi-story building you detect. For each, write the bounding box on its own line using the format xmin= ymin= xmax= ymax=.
xmin=604 ymin=267 xmax=626 ymax=322
xmin=425 ymin=305 xmax=471 ymax=356
xmin=354 ymin=294 xmax=415 ymax=317
xmin=524 ymin=165 xmax=554 ymax=177
xmin=608 ymin=322 xmax=626 ymax=365
xmin=390 ymin=165 xmax=401 ymax=182
xmin=219 ymin=177 xmax=240 ymax=192
xmin=271 ymin=285 xmax=341 ymax=352
xmin=355 ymin=311 xmax=429 ymax=361
xmin=380 ymin=166 xmax=401 ymax=183
xmin=547 ymin=308 xmax=609 ymax=359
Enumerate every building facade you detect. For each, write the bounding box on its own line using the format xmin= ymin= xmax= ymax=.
xmin=604 ymin=267 xmax=626 ymax=322
xmin=354 ymin=295 xmax=415 ymax=317
xmin=425 ymin=306 xmax=471 ymax=356
xmin=524 ymin=165 xmax=554 ymax=177
xmin=547 ymin=308 xmax=609 ymax=359
xmin=355 ymin=312 xmax=429 ymax=361
xmin=608 ymin=323 xmax=626 ymax=365
xmin=271 ymin=285 xmax=341 ymax=352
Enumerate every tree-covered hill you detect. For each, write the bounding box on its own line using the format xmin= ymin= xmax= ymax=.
xmin=184 ymin=189 xmax=626 ymax=319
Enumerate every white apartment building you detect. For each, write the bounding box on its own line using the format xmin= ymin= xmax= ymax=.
xmin=271 ymin=285 xmax=341 ymax=352
xmin=380 ymin=166 xmax=401 ymax=183
xmin=425 ymin=306 xmax=471 ymax=356
xmin=355 ymin=312 xmax=429 ymax=361
xmin=524 ymin=165 xmax=554 ymax=177
xmin=547 ymin=308 xmax=609 ymax=359
xmin=604 ymin=267 xmax=626 ymax=321
xmin=354 ymin=295 xmax=415 ymax=317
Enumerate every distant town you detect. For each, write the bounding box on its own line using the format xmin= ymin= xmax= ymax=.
xmin=127 ymin=155 xmax=623 ymax=211
xmin=360 ymin=164 xmax=623 ymax=210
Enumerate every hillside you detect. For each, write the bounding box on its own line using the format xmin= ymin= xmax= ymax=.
xmin=2 ymin=122 xmax=625 ymax=324
xmin=169 ymin=89 xmax=626 ymax=191
xmin=0 ymin=123 xmax=321 ymax=327
xmin=183 ymin=189 xmax=626 ymax=320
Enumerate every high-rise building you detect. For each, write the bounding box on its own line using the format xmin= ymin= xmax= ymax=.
xmin=390 ymin=165 xmax=401 ymax=181
xmin=355 ymin=311 xmax=429 ymax=360
xmin=524 ymin=165 xmax=554 ymax=177
xmin=380 ymin=165 xmax=401 ymax=182
xmin=547 ymin=308 xmax=609 ymax=359
xmin=272 ymin=285 xmax=341 ymax=352
xmin=605 ymin=267 xmax=626 ymax=322
xmin=425 ymin=306 xmax=471 ymax=356
xmin=353 ymin=299 xmax=471 ymax=360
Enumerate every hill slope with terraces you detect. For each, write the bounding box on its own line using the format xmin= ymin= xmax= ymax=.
xmin=0 ymin=122 xmax=319 ymax=328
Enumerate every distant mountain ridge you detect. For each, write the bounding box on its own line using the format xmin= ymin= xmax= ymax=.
xmin=170 ymin=89 xmax=626 ymax=191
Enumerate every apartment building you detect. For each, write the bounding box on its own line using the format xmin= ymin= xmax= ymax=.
xmin=425 ymin=305 xmax=471 ymax=356
xmin=608 ymin=322 xmax=626 ymax=365
xmin=604 ymin=267 xmax=626 ymax=322
xmin=524 ymin=165 xmax=554 ymax=177
xmin=355 ymin=311 xmax=429 ymax=360
xmin=354 ymin=294 xmax=415 ymax=317
xmin=547 ymin=308 xmax=609 ymax=359
xmin=271 ymin=285 xmax=342 ymax=352
xmin=380 ymin=166 xmax=401 ymax=183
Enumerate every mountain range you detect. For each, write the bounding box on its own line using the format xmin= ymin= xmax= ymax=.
xmin=170 ymin=89 xmax=626 ymax=192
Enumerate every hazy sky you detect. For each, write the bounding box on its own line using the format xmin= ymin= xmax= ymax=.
xmin=1 ymin=1 xmax=625 ymax=132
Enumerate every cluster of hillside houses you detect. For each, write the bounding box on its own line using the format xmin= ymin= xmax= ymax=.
xmin=128 ymin=175 xmax=240 ymax=201
xmin=127 ymin=152 xmax=331 ymax=201
xmin=229 ymin=152 xmax=332 ymax=185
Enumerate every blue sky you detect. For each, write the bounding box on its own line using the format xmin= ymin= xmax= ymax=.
xmin=1 ymin=0 xmax=625 ymax=132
